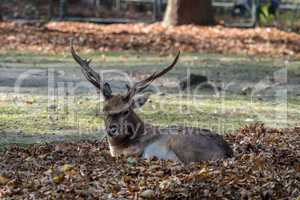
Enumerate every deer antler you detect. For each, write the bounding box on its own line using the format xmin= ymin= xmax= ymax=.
xmin=71 ymin=43 xmax=112 ymax=98
xmin=124 ymin=51 xmax=180 ymax=101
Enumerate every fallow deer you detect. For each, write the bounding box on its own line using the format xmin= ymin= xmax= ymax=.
xmin=71 ymin=45 xmax=233 ymax=164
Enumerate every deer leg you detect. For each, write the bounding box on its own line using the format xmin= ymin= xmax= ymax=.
xmin=142 ymin=141 xmax=181 ymax=162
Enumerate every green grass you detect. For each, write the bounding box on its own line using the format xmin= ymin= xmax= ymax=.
xmin=1 ymin=50 xmax=299 ymax=84
xmin=0 ymin=93 xmax=299 ymax=135
xmin=2 ymin=50 xmax=300 ymax=77
xmin=0 ymin=93 xmax=299 ymax=150
xmin=0 ymin=51 xmax=299 ymax=148
xmin=0 ymin=95 xmax=104 ymax=135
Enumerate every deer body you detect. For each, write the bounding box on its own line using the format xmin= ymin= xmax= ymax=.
xmin=71 ymin=45 xmax=233 ymax=163
xmin=107 ymin=122 xmax=232 ymax=163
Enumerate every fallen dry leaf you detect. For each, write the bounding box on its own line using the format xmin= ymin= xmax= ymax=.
xmin=0 ymin=123 xmax=299 ymax=199
xmin=0 ymin=176 xmax=10 ymax=185
xmin=0 ymin=21 xmax=299 ymax=58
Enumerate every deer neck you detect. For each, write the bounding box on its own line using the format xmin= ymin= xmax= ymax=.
xmin=108 ymin=111 xmax=146 ymax=157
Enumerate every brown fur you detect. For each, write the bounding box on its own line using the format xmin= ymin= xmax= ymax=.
xmin=101 ymin=95 xmax=233 ymax=164
xmin=71 ymin=46 xmax=233 ymax=163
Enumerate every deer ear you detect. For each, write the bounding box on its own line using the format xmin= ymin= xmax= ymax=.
xmin=103 ymin=82 xmax=112 ymax=99
xmin=131 ymin=93 xmax=150 ymax=109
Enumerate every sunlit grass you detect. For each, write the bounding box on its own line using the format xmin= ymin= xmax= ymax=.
xmin=1 ymin=50 xmax=298 ymax=75
xmin=0 ymin=93 xmax=299 ymax=137
xmin=0 ymin=51 xmax=299 ymax=148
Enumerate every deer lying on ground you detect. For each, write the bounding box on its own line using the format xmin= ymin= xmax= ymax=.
xmin=71 ymin=45 xmax=233 ymax=164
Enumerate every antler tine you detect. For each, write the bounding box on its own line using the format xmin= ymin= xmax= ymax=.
xmin=125 ymin=51 xmax=180 ymax=100
xmin=71 ymin=44 xmax=102 ymax=90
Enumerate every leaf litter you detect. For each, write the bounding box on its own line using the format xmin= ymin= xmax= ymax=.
xmin=0 ymin=21 xmax=300 ymax=58
xmin=0 ymin=20 xmax=299 ymax=199
xmin=0 ymin=123 xmax=299 ymax=199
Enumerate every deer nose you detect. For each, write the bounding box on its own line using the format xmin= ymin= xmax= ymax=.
xmin=107 ymin=125 xmax=118 ymax=137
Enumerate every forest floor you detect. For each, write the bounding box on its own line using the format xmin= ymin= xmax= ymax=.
xmin=1 ymin=21 xmax=300 ymax=58
xmin=0 ymin=124 xmax=299 ymax=199
xmin=0 ymin=21 xmax=299 ymax=199
xmin=0 ymin=52 xmax=299 ymax=199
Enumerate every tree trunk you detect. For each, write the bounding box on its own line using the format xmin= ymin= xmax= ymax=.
xmin=95 ymin=0 xmax=101 ymax=18
xmin=163 ymin=0 xmax=214 ymax=26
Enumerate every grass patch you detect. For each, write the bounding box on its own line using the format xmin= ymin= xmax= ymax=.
xmin=0 ymin=51 xmax=299 ymax=148
xmin=1 ymin=50 xmax=299 ymax=88
xmin=0 ymin=94 xmax=299 ymax=137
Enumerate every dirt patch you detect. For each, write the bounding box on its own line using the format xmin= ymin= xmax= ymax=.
xmin=1 ymin=21 xmax=300 ymax=58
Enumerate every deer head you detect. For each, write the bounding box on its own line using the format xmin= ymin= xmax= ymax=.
xmin=71 ymin=45 xmax=180 ymax=146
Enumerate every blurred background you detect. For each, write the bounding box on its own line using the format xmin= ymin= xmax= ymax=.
xmin=1 ymin=0 xmax=300 ymax=30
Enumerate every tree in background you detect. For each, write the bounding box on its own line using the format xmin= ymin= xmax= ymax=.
xmin=163 ymin=0 xmax=214 ymax=26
